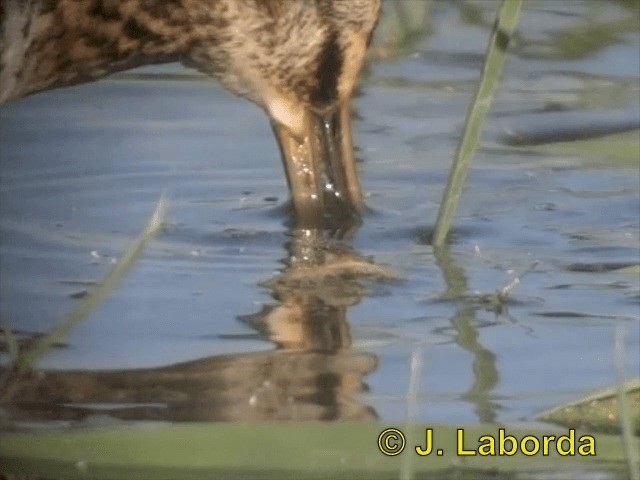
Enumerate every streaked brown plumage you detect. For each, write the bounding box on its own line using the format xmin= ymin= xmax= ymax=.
xmin=0 ymin=0 xmax=381 ymax=223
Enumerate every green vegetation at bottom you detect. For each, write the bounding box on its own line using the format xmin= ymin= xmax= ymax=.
xmin=0 ymin=422 xmax=636 ymax=479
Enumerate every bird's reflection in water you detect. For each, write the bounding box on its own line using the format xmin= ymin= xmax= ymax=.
xmin=2 ymin=222 xmax=396 ymax=427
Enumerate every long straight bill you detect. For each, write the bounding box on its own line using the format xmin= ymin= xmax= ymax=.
xmin=272 ymin=103 xmax=364 ymax=228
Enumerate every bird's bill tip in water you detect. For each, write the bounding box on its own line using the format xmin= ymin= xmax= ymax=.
xmin=271 ymin=103 xmax=364 ymax=228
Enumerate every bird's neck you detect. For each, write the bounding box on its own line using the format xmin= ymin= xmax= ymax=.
xmin=1 ymin=0 xmax=191 ymax=103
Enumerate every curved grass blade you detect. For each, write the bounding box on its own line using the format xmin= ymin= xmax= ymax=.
xmin=1 ymin=196 xmax=167 ymax=399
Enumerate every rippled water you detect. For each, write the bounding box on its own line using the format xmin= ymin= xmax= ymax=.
xmin=1 ymin=1 xmax=639 ymax=476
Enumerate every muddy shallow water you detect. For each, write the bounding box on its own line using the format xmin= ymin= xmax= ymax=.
xmin=1 ymin=0 xmax=638 ymax=463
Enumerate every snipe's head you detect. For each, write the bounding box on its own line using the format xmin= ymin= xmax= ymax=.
xmin=184 ymin=0 xmax=381 ymax=223
xmin=1 ymin=0 xmax=381 ymax=224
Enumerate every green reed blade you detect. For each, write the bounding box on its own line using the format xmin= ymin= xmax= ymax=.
xmin=4 ymin=195 xmax=166 ymax=385
xmin=1 ymin=325 xmax=20 ymax=363
xmin=615 ymin=326 xmax=640 ymax=480
xmin=432 ymin=0 xmax=522 ymax=246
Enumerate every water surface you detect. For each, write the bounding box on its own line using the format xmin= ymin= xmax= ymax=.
xmin=0 ymin=1 xmax=638 ymax=476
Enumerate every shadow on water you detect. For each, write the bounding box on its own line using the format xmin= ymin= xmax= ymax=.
xmin=0 ymin=216 xmax=380 ymax=424
xmin=0 ymin=212 xmax=502 ymax=429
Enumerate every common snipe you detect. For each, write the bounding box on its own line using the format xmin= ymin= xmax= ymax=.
xmin=0 ymin=0 xmax=381 ymax=223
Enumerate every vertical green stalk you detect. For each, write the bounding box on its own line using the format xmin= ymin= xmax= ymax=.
xmin=615 ymin=325 xmax=640 ymax=480
xmin=432 ymin=0 xmax=522 ymax=246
